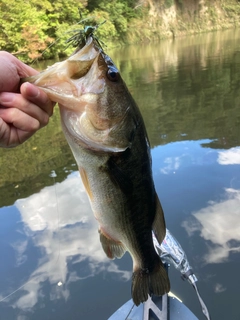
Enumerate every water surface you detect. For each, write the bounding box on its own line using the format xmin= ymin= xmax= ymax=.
xmin=0 ymin=29 xmax=240 ymax=320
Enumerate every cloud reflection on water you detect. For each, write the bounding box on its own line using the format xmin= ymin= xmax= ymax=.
xmin=182 ymin=188 xmax=240 ymax=264
xmin=160 ymin=156 xmax=181 ymax=174
xmin=4 ymin=172 xmax=131 ymax=311
xmin=218 ymin=147 xmax=240 ymax=165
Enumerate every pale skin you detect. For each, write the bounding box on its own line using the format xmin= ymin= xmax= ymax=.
xmin=0 ymin=51 xmax=54 ymax=148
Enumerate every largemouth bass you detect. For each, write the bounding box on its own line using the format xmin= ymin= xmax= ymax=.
xmin=23 ymin=37 xmax=170 ymax=305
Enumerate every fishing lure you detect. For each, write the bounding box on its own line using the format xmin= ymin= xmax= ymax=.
xmin=65 ymin=18 xmax=106 ymax=50
xmin=31 ymin=12 xmax=106 ymax=65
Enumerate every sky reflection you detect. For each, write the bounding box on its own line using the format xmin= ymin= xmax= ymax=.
xmin=151 ymin=140 xmax=240 ymax=267
xmin=1 ymin=139 xmax=240 ymax=319
xmin=183 ymin=187 xmax=240 ymax=264
xmin=0 ymin=172 xmax=131 ymax=312
xmin=218 ymin=147 xmax=240 ymax=165
xmin=152 ymin=139 xmax=217 ymax=175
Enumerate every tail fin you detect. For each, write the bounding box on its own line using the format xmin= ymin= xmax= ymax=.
xmin=131 ymin=261 xmax=170 ymax=306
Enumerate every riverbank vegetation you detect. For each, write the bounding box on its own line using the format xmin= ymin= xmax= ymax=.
xmin=1 ymin=0 xmax=240 ymax=62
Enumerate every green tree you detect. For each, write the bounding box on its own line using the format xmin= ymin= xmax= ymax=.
xmin=0 ymin=0 xmax=87 ymax=61
xmin=0 ymin=0 xmax=144 ymax=62
xmin=0 ymin=0 xmax=51 ymax=59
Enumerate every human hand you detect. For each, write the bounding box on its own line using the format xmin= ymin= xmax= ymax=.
xmin=0 ymin=51 xmax=55 ymax=148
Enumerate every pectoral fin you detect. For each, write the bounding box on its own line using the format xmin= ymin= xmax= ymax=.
xmin=99 ymin=229 xmax=126 ymax=259
xmin=79 ymin=167 xmax=93 ymax=200
xmin=152 ymin=195 xmax=166 ymax=245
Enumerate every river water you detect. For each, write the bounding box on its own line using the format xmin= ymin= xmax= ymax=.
xmin=0 ymin=29 xmax=240 ymax=320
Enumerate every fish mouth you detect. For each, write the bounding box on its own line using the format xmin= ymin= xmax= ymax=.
xmin=22 ymin=36 xmax=129 ymax=152
xmin=21 ymin=37 xmax=103 ymax=102
xmin=21 ymin=36 xmax=120 ymax=108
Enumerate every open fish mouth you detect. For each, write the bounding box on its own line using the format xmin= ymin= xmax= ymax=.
xmin=22 ymin=36 xmax=131 ymax=152
xmin=21 ymin=36 xmax=120 ymax=110
xmin=24 ymin=37 xmax=121 ymax=119
xmin=22 ymin=37 xmax=103 ymax=104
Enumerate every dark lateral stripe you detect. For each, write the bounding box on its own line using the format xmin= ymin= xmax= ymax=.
xmin=107 ymin=156 xmax=133 ymax=195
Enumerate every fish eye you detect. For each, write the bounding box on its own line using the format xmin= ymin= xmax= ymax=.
xmin=107 ymin=68 xmax=119 ymax=82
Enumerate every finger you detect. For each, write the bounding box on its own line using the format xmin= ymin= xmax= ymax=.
xmin=0 ymin=51 xmax=39 ymax=93
xmin=0 ymin=117 xmax=10 ymax=147
xmin=0 ymin=107 xmax=41 ymax=132
xmin=20 ymin=82 xmax=55 ymax=117
xmin=0 ymin=115 xmax=39 ymax=148
xmin=0 ymin=92 xmax=50 ymax=128
xmin=0 ymin=51 xmax=39 ymax=78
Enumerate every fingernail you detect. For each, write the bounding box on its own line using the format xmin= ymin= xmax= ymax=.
xmin=23 ymin=82 xmax=39 ymax=98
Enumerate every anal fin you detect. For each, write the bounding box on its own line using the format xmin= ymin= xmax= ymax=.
xmin=99 ymin=229 xmax=126 ymax=259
